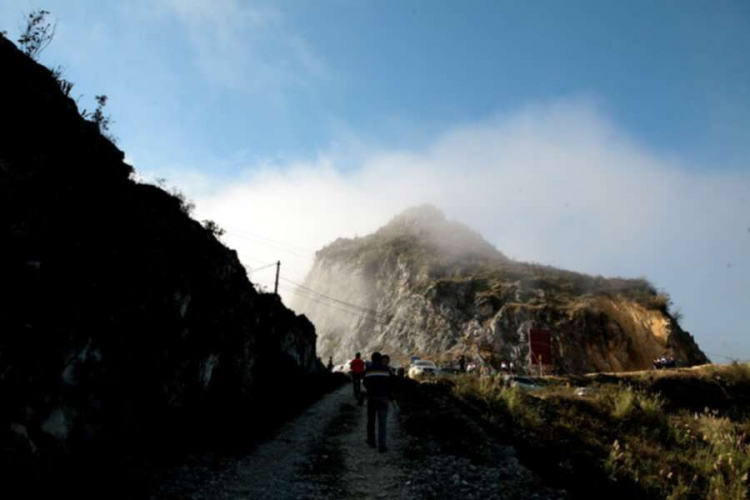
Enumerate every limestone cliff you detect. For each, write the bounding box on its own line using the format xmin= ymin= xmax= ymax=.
xmin=0 ymin=34 xmax=322 ymax=487
xmin=293 ymin=205 xmax=708 ymax=373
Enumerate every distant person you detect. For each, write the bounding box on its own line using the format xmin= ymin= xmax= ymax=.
xmin=363 ymin=352 xmax=394 ymax=452
xmin=458 ymin=355 xmax=466 ymax=373
xmin=327 ymin=356 xmax=334 ymax=372
xmin=350 ymin=352 xmax=366 ymax=399
xmin=382 ymin=354 xmax=396 ymax=375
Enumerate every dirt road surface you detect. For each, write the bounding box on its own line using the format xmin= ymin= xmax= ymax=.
xmin=149 ymin=384 xmax=564 ymax=500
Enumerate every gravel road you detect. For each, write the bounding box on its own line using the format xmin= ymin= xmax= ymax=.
xmin=148 ymin=384 xmax=407 ymax=499
xmin=148 ymin=382 xmax=564 ymax=499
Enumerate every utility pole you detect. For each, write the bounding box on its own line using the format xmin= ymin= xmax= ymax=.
xmin=274 ymin=260 xmax=280 ymax=295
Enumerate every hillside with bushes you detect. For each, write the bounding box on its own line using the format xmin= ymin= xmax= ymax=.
xmin=0 ymin=31 xmax=325 ymax=495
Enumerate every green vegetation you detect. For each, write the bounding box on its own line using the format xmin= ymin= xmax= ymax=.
xmin=17 ymin=10 xmax=55 ymax=60
xmin=201 ymin=220 xmax=225 ymax=239
xmin=448 ymin=364 xmax=750 ymax=499
xmin=8 ymin=9 xmax=119 ymax=144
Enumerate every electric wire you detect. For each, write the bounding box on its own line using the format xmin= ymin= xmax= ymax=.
xmin=247 ymin=262 xmax=278 ymax=273
xmin=277 ymin=283 xmax=376 ymax=320
xmin=223 ymin=225 xmax=314 ymax=253
xmin=704 ymin=350 xmax=750 ymax=362
xmin=278 ymin=282 xmax=376 ymax=318
xmin=223 ymin=228 xmax=310 ymax=259
xmin=279 ymin=276 xmax=374 ymax=314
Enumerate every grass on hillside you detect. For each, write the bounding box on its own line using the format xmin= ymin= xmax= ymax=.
xmin=449 ymin=364 xmax=750 ymax=499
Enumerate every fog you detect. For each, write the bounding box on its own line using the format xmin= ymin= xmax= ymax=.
xmin=146 ymin=99 xmax=750 ymax=361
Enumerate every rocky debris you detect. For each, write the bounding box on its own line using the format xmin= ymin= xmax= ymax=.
xmin=401 ymin=453 xmax=564 ymax=500
xmin=293 ymin=205 xmax=707 ymax=373
xmin=0 ymin=33 xmax=323 ymax=494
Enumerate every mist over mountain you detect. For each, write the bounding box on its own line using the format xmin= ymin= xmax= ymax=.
xmin=293 ymin=205 xmax=707 ymax=373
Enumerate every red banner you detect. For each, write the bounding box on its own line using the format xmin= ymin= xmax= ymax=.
xmin=529 ymin=329 xmax=552 ymax=365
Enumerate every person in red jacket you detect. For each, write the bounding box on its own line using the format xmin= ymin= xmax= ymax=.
xmin=350 ymin=352 xmax=366 ymax=399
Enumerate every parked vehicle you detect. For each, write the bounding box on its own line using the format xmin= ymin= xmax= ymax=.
xmin=439 ymin=365 xmax=463 ymax=375
xmin=503 ymin=375 xmax=541 ymax=391
xmin=332 ymin=362 xmax=351 ymax=374
xmin=408 ymin=360 xmax=440 ymax=378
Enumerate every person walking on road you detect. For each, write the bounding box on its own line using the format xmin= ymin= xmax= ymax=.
xmin=363 ymin=352 xmax=394 ymax=452
xmin=350 ymin=352 xmax=366 ymax=399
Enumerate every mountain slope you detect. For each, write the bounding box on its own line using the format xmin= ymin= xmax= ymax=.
xmin=0 ymin=34 xmax=322 ymax=488
xmin=293 ymin=205 xmax=707 ymax=373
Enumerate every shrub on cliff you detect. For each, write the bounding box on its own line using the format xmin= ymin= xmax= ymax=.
xmin=17 ymin=10 xmax=55 ymax=60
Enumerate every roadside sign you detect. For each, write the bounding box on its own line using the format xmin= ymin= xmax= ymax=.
xmin=529 ymin=328 xmax=552 ymax=371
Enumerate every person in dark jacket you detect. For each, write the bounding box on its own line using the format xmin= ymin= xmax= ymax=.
xmin=363 ymin=352 xmax=394 ymax=452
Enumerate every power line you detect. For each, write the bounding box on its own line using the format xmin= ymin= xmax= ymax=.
xmin=704 ymin=351 xmax=750 ymax=362
xmin=238 ymin=253 xmax=277 ymax=266
xmin=278 ymin=282 xmax=374 ymax=317
xmin=223 ymin=225 xmax=314 ymax=253
xmin=238 ymin=254 xmax=416 ymax=327
xmin=223 ymin=228 xmax=310 ymax=259
xmin=248 ymin=262 xmax=278 ymax=273
xmin=276 ymin=281 xmax=444 ymax=338
xmin=278 ymin=283 xmax=376 ymax=321
xmin=280 ymin=276 xmax=375 ymax=314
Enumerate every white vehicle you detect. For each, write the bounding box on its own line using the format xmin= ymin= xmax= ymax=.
xmin=332 ymin=362 xmax=351 ymax=374
xmin=408 ymin=360 xmax=440 ymax=378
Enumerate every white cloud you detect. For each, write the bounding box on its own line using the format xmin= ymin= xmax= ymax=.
xmin=164 ymin=0 xmax=326 ymax=92
xmin=159 ymin=99 xmax=750 ymax=361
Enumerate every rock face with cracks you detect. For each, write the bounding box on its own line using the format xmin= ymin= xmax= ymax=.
xmin=0 ymin=34 xmax=322 ymax=486
xmin=294 ymin=205 xmax=708 ymax=373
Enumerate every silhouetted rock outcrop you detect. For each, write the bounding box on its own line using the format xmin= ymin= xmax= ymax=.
xmin=0 ymin=34 xmax=322 ymax=489
xmin=293 ymin=205 xmax=708 ymax=373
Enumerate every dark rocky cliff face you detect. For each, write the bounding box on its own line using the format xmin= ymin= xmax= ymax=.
xmin=0 ymin=35 xmax=321 ymax=487
xmin=294 ymin=205 xmax=708 ymax=373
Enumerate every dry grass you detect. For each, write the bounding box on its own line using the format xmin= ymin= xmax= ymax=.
xmin=448 ymin=365 xmax=750 ymax=499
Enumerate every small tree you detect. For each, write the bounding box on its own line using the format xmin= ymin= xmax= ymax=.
xmin=91 ymin=95 xmax=112 ymax=131
xmin=82 ymin=94 xmax=116 ymax=143
xmin=202 ymin=220 xmax=225 ymax=238
xmin=170 ymin=188 xmax=195 ymax=215
xmin=51 ymin=65 xmax=73 ymax=97
xmin=18 ymin=10 xmax=55 ymax=60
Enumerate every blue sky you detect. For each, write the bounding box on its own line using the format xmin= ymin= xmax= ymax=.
xmin=2 ymin=0 xmax=749 ymax=361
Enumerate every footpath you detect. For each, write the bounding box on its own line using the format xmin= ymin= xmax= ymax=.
xmin=148 ymin=382 xmax=565 ymax=500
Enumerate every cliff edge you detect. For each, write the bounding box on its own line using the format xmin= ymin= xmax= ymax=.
xmin=0 ymin=34 xmax=322 ymax=488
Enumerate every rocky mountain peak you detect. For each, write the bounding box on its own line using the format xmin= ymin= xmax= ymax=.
xmin=385 ymin=204 xmax=447 ymax=227
xmin=296 ymin=207 xmax=708 ymax=373
xmin=370 ymin=205 xmax=507 ymax=262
